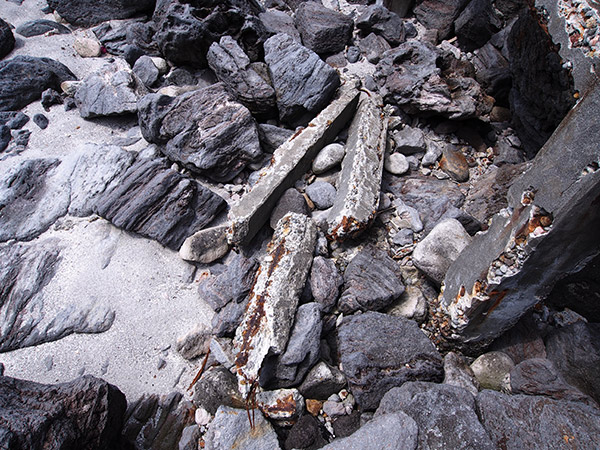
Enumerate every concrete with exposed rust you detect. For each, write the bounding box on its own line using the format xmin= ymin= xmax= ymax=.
xmin=227 ymin=78 xmax=360 ymax=246
xmin=233 ymin=213 xmax=317 ymax=397
xmin=326 ymin=91 xmax=388 ymax=241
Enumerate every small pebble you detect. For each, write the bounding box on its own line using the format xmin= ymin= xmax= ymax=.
xmin=33 ymin=113 xmax=49 ymax=130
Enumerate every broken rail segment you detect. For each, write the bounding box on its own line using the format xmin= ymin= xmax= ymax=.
xmin=326 ymin=91 xmax=388 ymax=241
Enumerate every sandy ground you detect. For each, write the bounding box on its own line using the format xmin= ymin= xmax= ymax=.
xmin=0 ymin=0 xmax=215 ymax=402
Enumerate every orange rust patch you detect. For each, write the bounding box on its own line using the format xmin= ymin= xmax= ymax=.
xmin=290 ymin=127 xmax=304 ymax=140
xmin=483 ymin=290 xmax=509 ymax=316
xmin=261 ymin=394 xmax=297 ymax=414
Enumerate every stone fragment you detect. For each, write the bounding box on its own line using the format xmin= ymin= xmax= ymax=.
xmin=16 ymin=19 xmax=71 ymax=37
xmin=0 ymin=375 xmax=126 ymax=449
xmin=75 ymin=60 xmax=139 ymax=118
xmin=413 ymin=0 xmax=470 ymax=41
xmin=176 ymin=324 xmax=211 ymax=360
xmin=391 ymin=198 xmax=423 ymax=232
xmin=256 ymin=388 xmax=305 ymax=424
xmin=489 ymin=313 xmax=547 ymax=364
xmin=93 ymin=157 xmax=225 ymax=250
xmin=274 ymin=303 xmax=322 ymax=387
xmin=421 ymin=138 xmax=444 ymax=166
xmin=346 ymin=46 xmax=360 ymax=63
xmin=412 ymin=218 xmax=471 ymax=285
xmin=47 ymin=0 xmax=155 ymax=27
xmin=228 ymin=79 xmax=359 ymax=245
xmin=209 ymin=337 xmax=236 ymax=371
xmin=0 ymin=56 xmax=75 ymax=111
xmin=212 ymin=298 xmax=249 ymax=338
xmin=545 ymin=322 xmax=600 ymax=405
xmin=0 ymin=18 xmax=15 ymax=60
xmin=312 ymin=142 xmax=345 ymax=174
xmin=472 ymin=42 xmax=511 ymax=101
xmin=326 ymin=93 xmax=387 ymax=241
xmin=264 ymin=33 xmax=341 ymax=124
xmin=270 ymin=188 xmax=309 ymax=229
xmin=234 ymin=213 xmax=317 ymax=396
xmin=439 ymin=146 xmax=469 ymax=182
xmin=337 ymin=311 xmax=443 ymax=410
xmin=321 ymin=413 xmax=418 ymax=450
xmin=179 ymin=425 xmax=201 ymax=450
xmin=193 ymin=366 xmax=244 ymax=415
xmin=376 ymin=382 xmax=495 ymax=449
xmin=138 ymin=83 xmax=262 ymax=182
xmin=356 ymin=5 xmax=406 ymax=46
xmin=339 ymin=245 xmax=405 ymax=313
xmin=295 ymin=2 xmax=354 ymax=55
xmin=133 ymin=55 xmax=160 ymax=88
xmin=0 ymin=124 xmax=9 ymax=152
xmin=306 ymin=181 xmax=337 ymax=210
xmin=443 ymin=351 xmax=480 ymax=396
xmin=259 ymin=9 xmax=301 ymax=43
xmin=476 ymin=390 xmax=600 ymax=449
xmin=441 ymin=84 xmax=600 ymax=347
xmin=470 ymin=351 xmax=515 ymax=391
xmin=384 ymin=152 xmax=409 ymax=175
xmin=41 ymin=88 xmax=63 ymax=110
xmin=358 ymin=33 xmax=391 ymax=64
xmin=258 ymin=123 xmax=294 ymax=153
xmin=198 ymin=254 xmax=258 ymax=312
xmin=204 ymin=406 xmax=281 ymax=450
xmin=299 ymin=361 xmax=346 ymax=401
xmin=509 ymin=358 xmax=595 ymax=405
xmin=310 ymin=256 xmax=343 ymax=313
xmin=284 ymin=415 xmax=327 ymax=450
xmin=33 ymin=113 xmax=49 ymax=129
xmin=454 ymin=0 xmax=501 ymax=51
xmin=0 ymin=111 xmax=29 ymax=129
xmin=207 ymin=36 xmax=276 ymax=116
xmin=180 ymin=225 xmax=230 ymax=264
xmin=392 ymin=126 xmax=426 ymax=155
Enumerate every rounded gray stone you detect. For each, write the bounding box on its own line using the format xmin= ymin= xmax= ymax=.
xmin=306 ymin=181 xmax=337 ymax=210
xmin=384 ymin=152 xmax=409 ymax=175
xmin=470 ymin=351 xmax=515 ymax=391
xmin=312 ymin=143 xmax=345 ymax=174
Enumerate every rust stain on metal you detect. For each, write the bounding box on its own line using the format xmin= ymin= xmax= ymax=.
xmin=326 ymin=214 xmax=373 ymax=242
xmin=290 ymin=127 xmax=304 ymax=140
xmin=482 ymin=290 xmax=509 ymax=316
xmin=260 ymin=394 xmax=297 ymax=415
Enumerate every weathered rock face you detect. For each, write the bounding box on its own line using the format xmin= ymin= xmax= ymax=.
xmin=326 ymin=93 xmax=387 ymax=241
xmin=204 ymin=406 xmax=281 ymax=450
xmin=413 ymin=0 xmax=470 ymax=41
xmin=443 ymin=351 xmax=480 ymax=396
xmin=376 ymin=382 xmax=495 ymax=450
xmin=207 ymin=36 xmax=276 ymax=117
xmin=259 ymin=9 xmax=301 ymax=43
xmin=264 ymin=33 xmax=340 ymax=125
xmin=122 ymin=391 xmax=195 ymax=450
xmin=0 ymin=239 xmax=114 ymax=352
xmin=545 ymin=322 xmax=600 ymax=405
xmin=47 ymin=0 xmax=155 ymax=27
xmin=441 ymin=82 xmax=600 ymax=348
xmin=193 ymin=366 xmax=244 ymax=415
xmin=337 ymin=311 xmax=443 ymax=410
xmin=476 ymin=390 xmax=600 ymax=449
xmin=138 ymin=83 xmax=263 ymax=182
xmin=454 ymin=0 xmax=501 ymax=51
xmin=75 ymin=60 xmax=139 ymax=118
xmin=0 ymin=18 xmax=16 ymax=60
xmin=0 ymin=56 xmax=76 ymax=111
xmin=320 ymin=413 xmax=419 ymax=450
xmin=234 ymin=213 xmax=317 ymax=397
xmin=374 ymin=41 xmax=493 ymax=119
xmin=507 ymin=8 xmax=575 ymax=156
xmin=15 ymin=20 xmax=71 ymax=37
xmin=508 ymin=358 xmax=596 ymax=405
xmin=295 ymin=2 xmax=354 ymax=55
xmin=310 ymin=256 xmax=343 ymax=313
xmin=0 ymin=375 xmax=126 ymax=450
xmin=339 ymin=245 xmax=405 ymax=313
xmin=356 ymin=5 xmax=406 ymax=46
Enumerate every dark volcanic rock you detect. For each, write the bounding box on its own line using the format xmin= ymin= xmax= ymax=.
xmin=270 ymin=188 xmax=308 ymax=229
xmin=0 ymin=125 xmax=9 ymax=152
xmin=0 ymin=56 xmax=76 ymax=111
xmin=507 ymin=8 xmax=575 ymax=157
xmin=75 ymin=60 xmax=139 ymax=118
xmin=299 ymin=361 xmax=346 ymax=400
xmin=285 ymin=414 xmax=327 ymax=450
xmin=0 ymin=374 xmax=126 ymax=450
xmin=15 ymin=19 xmax=71 ymax=37
xmin=358 ymin=32 xmax=391 ymax=64
xmin=198 ymin=254 xmax=258 ymax=312
xmin=356 ymin=5 xmax=406 ymax=46
xmin=211 ymin=297 xmax=248 ymax=337
xmin=295 ymin=2 xmax=353 ymax=55
xmin=259 ymin=9 xmax=301 ymax=43
xmin=122 ymin=391 xmax=195 ymax=450
xmin=337 ymin=311 xmax=443 ymax=410
xmin=376 ymin=382 xmax=495 ymax=450
xmin=0 ymin=158 xmax=71 ymax=242
xmin=0 ymin=18 xmax=16 ymax=60
xmin=207 ymin=36 xmax=276 ymax=116
xmin=33 ymin=113 xmax=49 ymax=129
xmin=192 ymin=366 xmax=244 ymax=415
xmin=472 ymin=42 xmax=512 ymax=103
xmin=476 ymin=390 xmax=600 ymax=449
xmin=93 ymin=157 xmax=226 ymax=250
xmin=339 ymin=245 xmax=405 ymax=313
xmin=264 ymin=33 xmax=340 ymax=125
xmin=47 ymin=0 xmax=155 ymax=27
xmin=132 ymin=56 xmax=159 ymax=88
xmin=413 ymin=0 xmax=470 ymax=41
xmin=138 ymin=83 xmax=263 ymax=182
xmin=509 ymin=358 xmax=596 ymax=405
xmin=454 ymin=0 xmax=501 ymax=51
xmin=545 ymin=322 xmax=600 ymax=405
xmin=41 ymin=88 xmax=64 ymax=110
xmin=310 ymin=256 xmax=343 ymax=313
xmin=374 ymin=41 xmax=493 ymax=119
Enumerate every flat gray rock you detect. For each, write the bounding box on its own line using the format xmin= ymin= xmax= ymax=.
xmin=294 ymin=2 xmax=354 ymax=55
xmin=337 ymin=311 xmax=443 ymax=410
